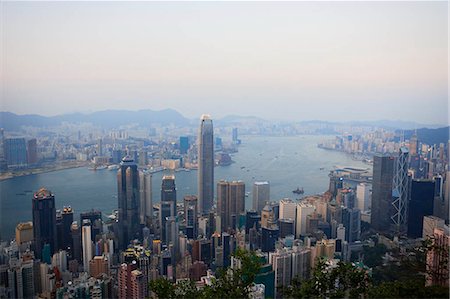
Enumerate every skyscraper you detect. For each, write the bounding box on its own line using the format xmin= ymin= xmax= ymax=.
xmin=198 ymin=114 xmax=214 ymax=215
xmin=161 ymin=175 xmax=177 ymax=217
xmin=407 ymin=179 xmax=435 ymax=238
xmin=32 ymin=188 xmax=57 ymax=260
xmin=371 ymin=154 xmax=395 ymax=233
xmin=5 ymin=137 xmax=27 ymax=168
xmin=217 ymin=180 xmax=245 ymax=231
xmin=117 ymin=156 xmax=141 ymax=250
xmin=26 ymin=138 xmax=38 ymax=165
xmin=253 ymin=181 xmax=270 ymax=213
xmin=391 ymin=147 xmax=410 ymax=234
xmin=82 ymin=220 xmax=93 ymax=272
xmin=184 ymin=195 xmax=198 ymax=239
xmin=296 ymin=203 xmax=315 ymax=238
xmin=179 ymin=136 xmax=189 ymax=154
xmin=139 ymin=170 xmax=153 ymax=227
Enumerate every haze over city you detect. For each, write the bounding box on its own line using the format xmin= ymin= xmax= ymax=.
xmin=1 ymin=1 xmax=448 ymax=124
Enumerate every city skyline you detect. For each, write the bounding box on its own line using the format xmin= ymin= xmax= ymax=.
xmin=1 ymin=1 xmax=448 ymax=124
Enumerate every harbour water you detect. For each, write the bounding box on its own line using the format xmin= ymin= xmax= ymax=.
xmin=0 ymin=135 xmax=369 ymax=240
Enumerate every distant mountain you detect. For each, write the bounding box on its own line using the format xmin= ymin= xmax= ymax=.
xmin=347 ymin=120 xmax=444 ymax=130
xmin=217 ymin=114 xmax=267 ymax=124
xmin=402 ymin=127 xmax=449 ymax=146
xmin=0 ymin=109 xmax=190 ymax=131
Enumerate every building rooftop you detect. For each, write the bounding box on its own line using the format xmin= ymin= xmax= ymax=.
xmin=34 ymin=188 xmax=53 ymax=199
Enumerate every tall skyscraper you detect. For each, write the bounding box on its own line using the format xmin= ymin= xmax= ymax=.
xmin=179 ymin=136 xmax=189 ymax=154
xmin=139 ymin=170 xmax=153 ymax=227
xmin=296 ymin=203 xmax=315 ymax=238
xmin=71 ymin=221 xmax=81 ymax=262
xmin=356 ymin=183 xmax=371 ymax=212
xmin=217 ymin=180 xmax=245 ymax=231
xmin=60 ymin=207 xmax=73 ymax=250
xmin=160 ymin=201 xmax=174 ymax=244
xmin=117 ymin=156 xmax=141 ymax=250
xmin=407 ymin=179 xmax=435 ymax=238
xmin=371 ymin=154 xmax=395 ymax=233
xmin=184 ymin=195 xmax=198 ymax=239
xmin=392 ymin=147 xmax=410 ymax=234
xmin=26 ymin=138 xmax=38 ymax=165
xmin=198 ymin=114 xmax=214 ymax=215
xmin=341 ymin=207 xmax=361 ymax=243
xmin=161 ymin=175 xmax=177 ymax=217
xmin=32 ymin=188 xmax=57 ymax=260
xmin=253 ymin=181 xmax=270 ymax=213
xmin=82 ymin=220 xmax=93 ymax=272
xmin=279 ymin=198 xmax=297 ymax=221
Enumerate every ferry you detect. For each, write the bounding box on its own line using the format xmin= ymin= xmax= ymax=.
xmin=292 ymin=187 xmax=304 ymax=195
xmin=108 ymin=165 xmax=119 ymax=171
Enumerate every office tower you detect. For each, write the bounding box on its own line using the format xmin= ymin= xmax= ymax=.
xmin=71 ymin=221 xmax=81 ymax=262
xmin=409 ymin=133 xmax=418 ymax=156
xmin=423 ymin=216 xmax=445 ymax=238
xmin=340 ymin=189 xmax=356 ymax=209
xmin=112 ymin=149 xmax=124 ymax=164
xmin=160 ymin=201 xmax=174 ymax=244
xmin=407 ymin=180 xmax=435 ymax=238
xmin=426 ymin=228 xmax=450 ymax=287
xmin=221 ymin=233 xmax=231 ymax=267
xmin=97 ymin=138 xmax=103 ymax=156
xmin=198 ymin=114 xmax=214 ymax=215
xmin=161 ymin=175 xmax=177 ymax=217
xmin=82 ymin=220 xmax=93 ymax=272
xmin=89 ymin=255 xmax=109 ymax=278
xmin=253 ymin=181 xmax=270 ymax=213
xmin=232 ymin=128 xmax=239 ymax=144
xmin=329 ymin=176 xmax=343 ymax=197
xmin=80 ymin=210 xmax=102 ymax=243
xmin=32 ymin=188 xmax=57 ymax=260
xmin=371 ymin=154 xmax=395 ymax=233
xmin=279 ymin=198 xmax=297 ymax=220
xmin=179 ymin=136 xmax=189 ymax=154
xmin=118 ymin=262 xmax=138 ymax=299
xmin=245 ymin=211 xmax=261 ymax=235
xmin=269 ymin=249 xmax=292 ymax=298
xmin=261 ymin=205 xmax=275 ymax=229
xmin=184 ymin=195 xmax=198 ymax=239
xmin=279 ymin=219 xmax=295 ymax=238
xmin=130 ymin=269 xmax=146 ymax=299
xmin=217 ymin=180 xmax=245 ymax=231
xmin=296 ymin=203 xmax=315 ymax=238
xmin=117 ymin=156 xmax=141 ymax=250
xmin=139 ymin=170 xmax=153 ymax=226
xmin=59 ymin=207 xmax=73 ymax=250
xmin=341 ymin=208 xmax=361 ymax=243
xmin=16 ymin=222 xmax=33 ymax=246
xmin=336 ymin=224 xmax=346 ymax=241
xmin=356 ymin=183 xmax=371 ymax=212
xmin=0 ymin=128 xmax=7 ymax=171
xmin=7 ymin=260 xmax=35 ymax=299
xmin=26 ymin=138 xmax=38 ymax=165
xmin=392 ymin=147 xmax=410 ymax=234
xmin=261 ymin=226 xmax=279 ymax=252
xmin=138 ymin=150 xmax=147 ymax=167
xmin=5 ymin=137 xmax=27 ymax=167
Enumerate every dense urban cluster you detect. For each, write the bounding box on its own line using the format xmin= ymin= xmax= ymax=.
xmin=0 ymin=115 xmax=449 ymax=299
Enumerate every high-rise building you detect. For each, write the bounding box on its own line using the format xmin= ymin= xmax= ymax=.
xmin=291 ymin=246 xmax=311 ymax=282
xmin=296 ymin=203 xmax=315 ymax=238
xmin=426 ymin=227 xmax=450 ymax=287
xmin=82 ymin=220 xmax=93 ymax=272
xmin=5 ymin=137 xmax=27 ymax=168
xmin=198 ymin=114 xmax=214 ymax=215
xmin=407 ymin=180 xmax=435 ymax=238
xmin=371 ymin=154 xmax=395 ymax=233
xmin=342 ymin=208 xmax=361 ymax=243
xmin=71 ymin=221 xmax=81 ymax=262
xmin=0 ymin=128 xmax=7 ymax=171
xmin=392 ymin=147 xmax=410 ymax=234
xmin=80 ymin=210 xmax=102 ymax=243
xmin=32 ymin=188 xmax=57 ymax=260
xmin=232 ymin=128 xmax=239 ymax=144
xmin=261 ymin=226 xmax=279 ymax=252
xmin=217 ymin=180 xmax=245 ymax=231
xmin=138 ymin=150 xmax=147 ymax=167
xmin=279 ymin=219 xmax=295 ymax=238
xmin=269 ymin=248 xmax=292 ymax=298
xmin=279 ymin=198 xmax=297 ymax=221
xmin=60 ymin=207 xmax=74 ymax=250
xmin=423 ymin=216 xmax=445 ymax=239
xmin=261 ymin=205 xmax=275 ymax=229
xmin=139 ymin=170 xmax=153 ymax=226
xmin=356 ymin=183 xmax=371 ymax=212
xmin=253 ymin=181 xmax=270 ymax=213
xmin=160 ymin=201 xmax=174 ymax=244
xmin=179 ymin=136 xmax=189 ymax=154
xmin=184 ymin=195 xmax=198 ymax=239
xmin=26 ymin=138 xmax=38 ymax=165
xmin=89 ymin=255 xmax=109 ymax=278
xmin=117 ymin=156 xmax=141 ymax=249
xmin=409 ymin=133 xmax=418 ymax=156
xmin=16 ymin=222 xmax=33 ymax=246
xmin=161 ymin=175 xmax=177 ymax=217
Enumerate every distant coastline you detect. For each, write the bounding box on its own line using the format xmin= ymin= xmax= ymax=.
xmin=0 ymin=161 xmax=89 ymax=182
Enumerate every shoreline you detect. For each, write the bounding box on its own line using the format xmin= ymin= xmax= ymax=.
xmin=0 ymin=162 xmax=89 ymax=182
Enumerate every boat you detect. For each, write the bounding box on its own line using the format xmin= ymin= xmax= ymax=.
xmin=108 ymin=165 xmax=119 ymax=170
xmin=319 ymin=167 xmax=324 ymax=170
xmin=292 ymin=187 xmax=304 ymax=195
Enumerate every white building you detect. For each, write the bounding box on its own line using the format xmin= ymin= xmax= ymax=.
xmin=296 ymin=203 xmax=315 ymax=238
xmin=82 ymin=221 xmax=93 ymax=272
xmin=279 ymin=198 xmax=297 ymax=221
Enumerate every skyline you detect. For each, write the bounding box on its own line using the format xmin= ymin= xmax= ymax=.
xmin=1 ymin=1 xmax=448 ymax=124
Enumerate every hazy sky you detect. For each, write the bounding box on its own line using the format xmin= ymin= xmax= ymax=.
xmin=1 ymin=1 xmax=448 ymax=124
